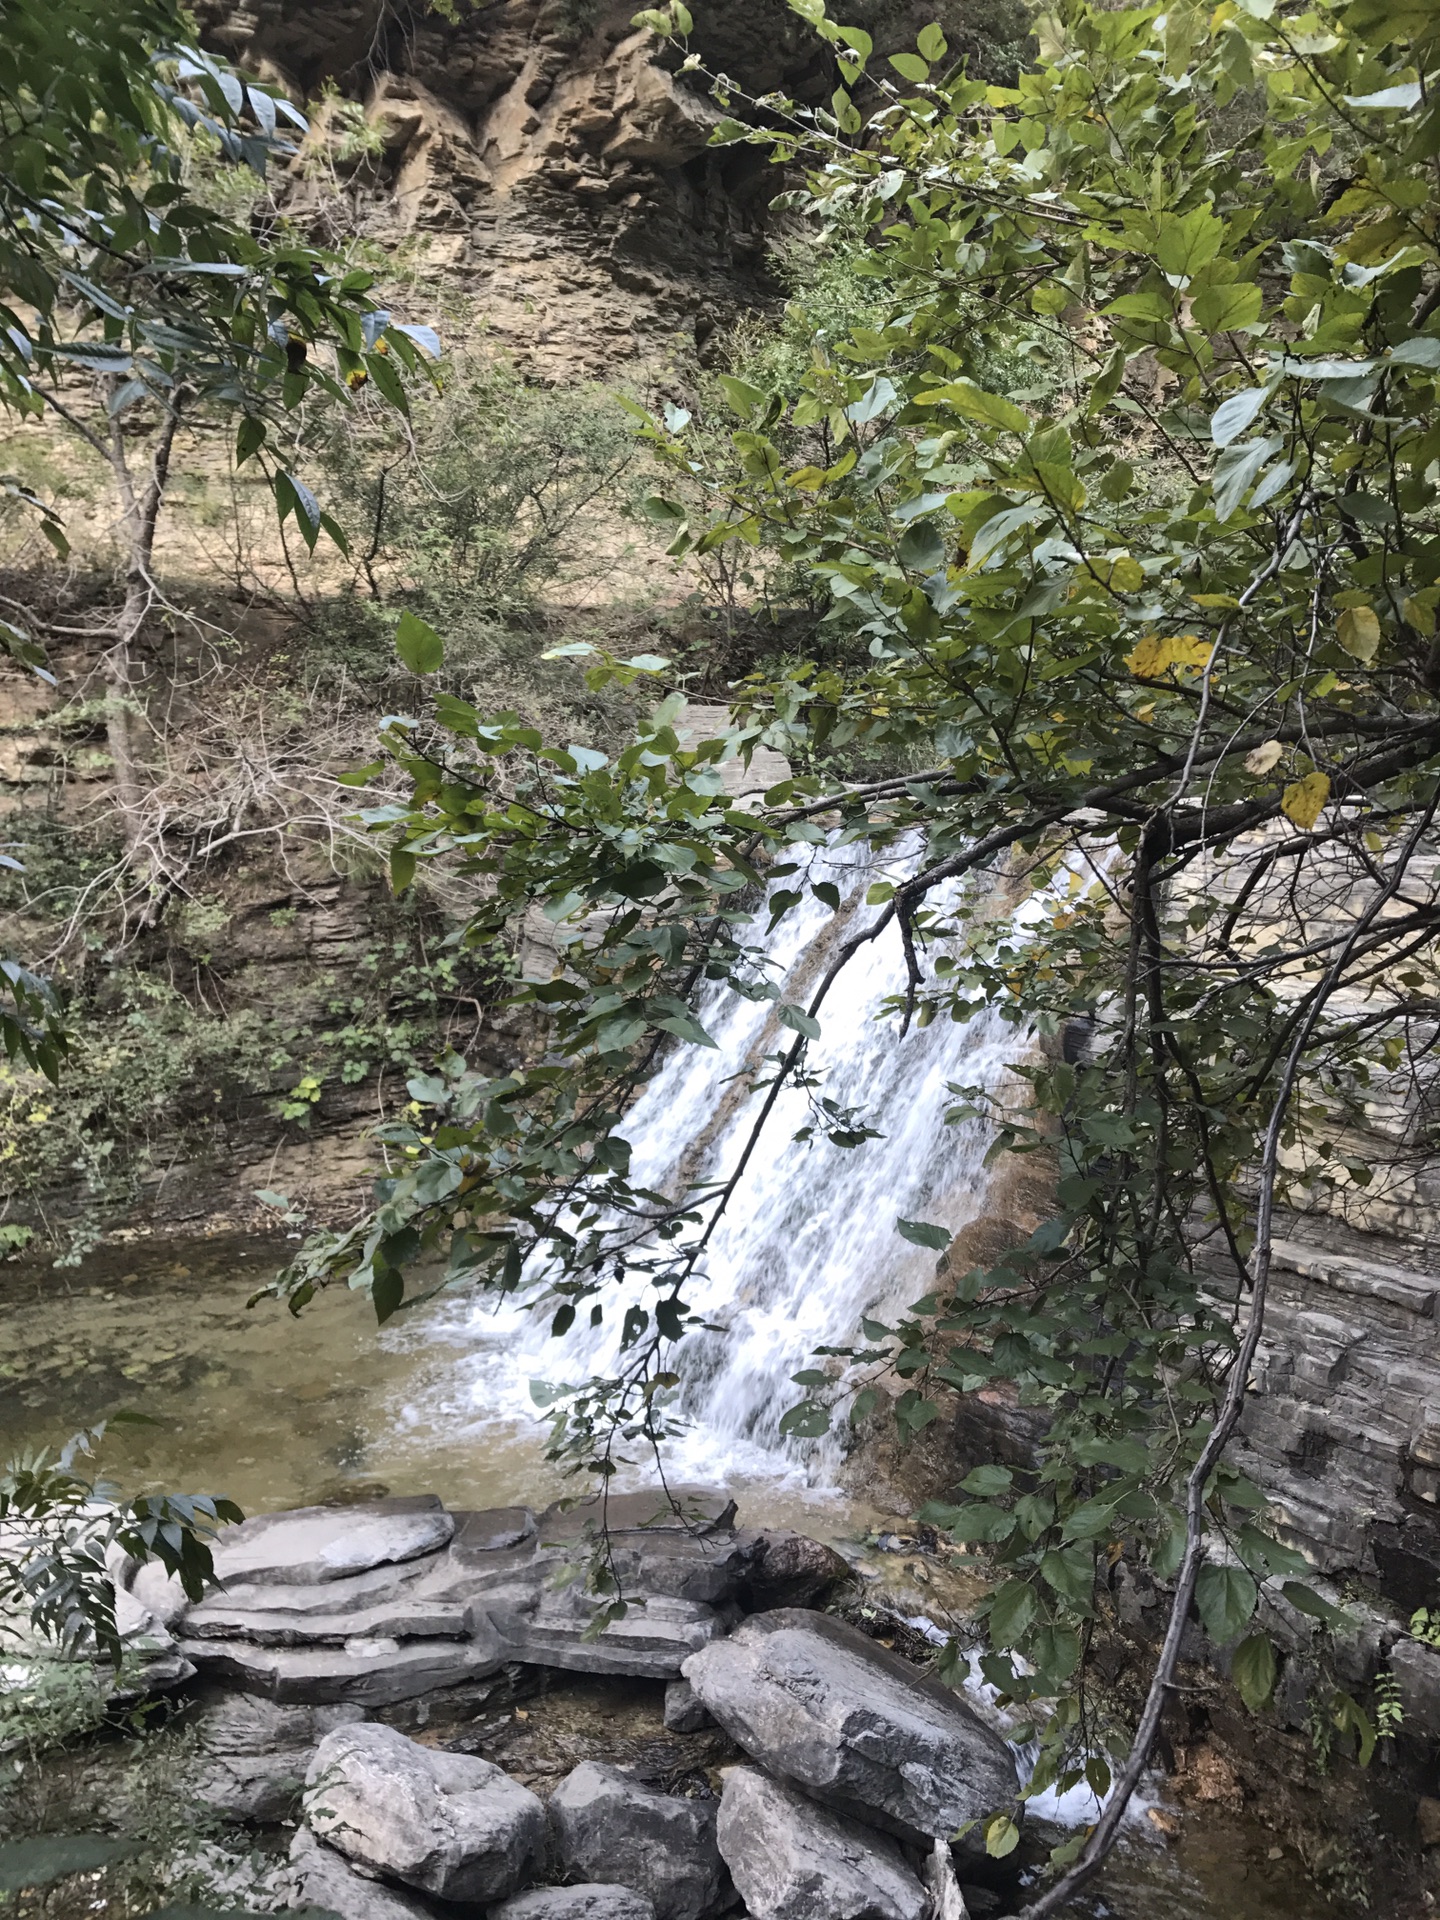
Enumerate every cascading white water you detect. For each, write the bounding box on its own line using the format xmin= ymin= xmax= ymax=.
xmin=382 ymin=834 xmax=1025 ymax=1504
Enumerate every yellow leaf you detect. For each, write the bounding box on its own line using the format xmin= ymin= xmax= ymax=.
xmin=1281 ymin=771 xmax=1330 ymax=831
xmin=1125 ymin=635 xmax=1169 ymax=678
xmin=1168 ymin=634 xmax=1214 ymax=670
xmin=1336 ymin=605 xmax=1380 ymax=663
xmin=1127 ymin=632 xmax=1213 ymax=677
xmin=1093 ymin=552 xmax=1144 ymax=592
xmin=1244 ymin=740 xmax=1284 ymax=775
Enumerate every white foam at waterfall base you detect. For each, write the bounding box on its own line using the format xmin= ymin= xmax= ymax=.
xmin=381 ymin=837 xmax=1025 ymax=1505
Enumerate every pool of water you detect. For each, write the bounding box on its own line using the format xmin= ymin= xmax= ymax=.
xmin=0 ymin=1232 xmax=1349 ymax=1920
xmin=0 ymin=1232 xmax=902 ymax=1538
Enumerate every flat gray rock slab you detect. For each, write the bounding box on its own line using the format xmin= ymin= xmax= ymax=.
xmin=548 ymin=1761 xmax=725 ymax=1920
xmin=489 ymin=1888 xmax=657 ymax=1920
xmin=450 ymin=1507 xmax=537 ymax=1557
xmin=212 ymin=1498 xmax=453 ymax=1589
xmin=537 ymin=1490 xmax=737 ymax=1541
xmin=716 ymin=1766 xmax=927 ymax=1920
xmin=683 ymin=1609 xmax=1019 ymax=1848
xmin=304 ymin=1722 xmax=544 ymax=1903
xmin=287 ymin=1828 xmax=434 ymax=1920
xmin=183 ymin=1625 xmax=505 ymax=1705
xmin=494 ymin=1593 xmax=724 ymax=1681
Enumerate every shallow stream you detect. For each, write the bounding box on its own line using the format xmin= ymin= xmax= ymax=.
xmin=2 ymin=1233 xmax=1337 ymax=1920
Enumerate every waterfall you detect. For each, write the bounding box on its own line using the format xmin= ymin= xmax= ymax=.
xmin=384 ymin=836 xmax=1025 ymax=1502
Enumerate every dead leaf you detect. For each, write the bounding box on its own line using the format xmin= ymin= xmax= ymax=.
xmin=1245 ymin=740 xmax=1284 ymax=775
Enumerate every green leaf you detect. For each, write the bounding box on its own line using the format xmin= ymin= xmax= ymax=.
xmin=897 ymin=1216 xmax=951 ymax=1249
xmin=235 ymin=415 xmax=266 ymax=464
xmin=1040 ymin=1545 xmax=1095 ymax=1607
xmin=1191 ymin=283 xmax=1263 ymax=332
xmin=779 ymin=1400 xmax=831 ymax=1438
xmin=915 ymin=381 xmax=1030 ymax=434
xmin=1210 ymin=386 xmax=1269 ymax=446
xmin=718 ymin=374 xmax=767 ymax=419
xmin=395 ymin=609 xmax=444 ymax=674
xmin=898 ymin=521 xmax=945 ymax=571
xmin=1281 ymin=1580 xmax=1348 ymax=1628
xmin=778 ymin=1002 xmax=820 ymax=1039
xmin=1195 ymin=1563 xmax=1257 ymax=1645
xmin=988 ymin=1577 xmax=1037 ymax=1646
xmin=961 ymin=1463 xmax=1014 ymax=1496
xmin=916 ymin=22 xmax=948 ymax=61
xmin=1156 ymin=206 xmax=1226 ymax=279
xmin=1231 ymin=1631 xmax=1277 ymax=1711
xmin=985 ymin=1814 xmax=1021 ymax=1859
xmin=889 ymin=52 xmax=931 ymax=82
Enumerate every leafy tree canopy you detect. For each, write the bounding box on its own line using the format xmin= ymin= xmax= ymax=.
xmin=269 ymin=0 xmax=1440 ymax=1901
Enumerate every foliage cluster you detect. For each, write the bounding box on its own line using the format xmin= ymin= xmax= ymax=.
xmin=0 ymin=851 xmax=508 ymax=1259
xmin=275 ymin=0 xmax=1440 ymax=1905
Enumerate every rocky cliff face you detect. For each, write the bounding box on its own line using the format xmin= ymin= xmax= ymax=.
xmin=193 ymin=0 xmax=1027 ymax=377
xmin=195 ymin=0 xmax=807 ymax=377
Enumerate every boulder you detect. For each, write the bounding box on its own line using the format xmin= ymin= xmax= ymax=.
xmin=735 ymin=1532 xmax=852 ymax=1612
xmin=489 ymin=1890 xmax=657 ymax=1920
xmin=682 ymin=1610 xmax=1019 ymax=1850
xmin=548 ymin=1761 xmax=725 ymax=1920
xmin=212 ymin=1497 xmax=455 ymax=1588
xmin=287 ymin=1828 xmax=434 ymax=1920
xmin=304 ymin=1722 xmax=544 ymax=1902
xmin=663 ymin=1680 xmax=713 ymax=1734
xmin=194 ymin=1695 xmax=363 ymax=1822
xmin=716 ymin=1766 xmax=927 ymax=1920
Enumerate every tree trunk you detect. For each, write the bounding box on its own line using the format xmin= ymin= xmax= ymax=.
xmin=103 ymin=388 xmax=184 ymax=861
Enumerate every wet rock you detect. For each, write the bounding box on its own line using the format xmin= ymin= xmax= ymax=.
xmin=213 ymin=1497 xmax=455 ymax=1588
xmin=452 ymin=1506 xmax=538 ymax=1556
xmin=194 ymin=1695 xmax=363 ymax=1823
xmin=663 ymin=1680 xmax=713 ymax=1734
xmin=166 ymin=1491 xmax=737 ymax=1695
xmin=489 ymin=1889 xmax=657 ymax=1920
xmin=736 ymin=1532 xmax=852 ymax=1612
xmin=286 ymin=1828 xmax=434 ymax=1920
xmin=716 ymin=1766 xmax=927 ymax=1920
xmin=682 ymin=1610 xmax=1019 ymax=1852
xmin=1417 ymin=1796 xmax=1440 ymax=1848
xmin=537 ymin=1490 xmax=737 ymax=1539
xmin=548 ymin=1760 xmax=726 ymax=1920
xmin=304 ymin=1721 xmax=544 ymax=1902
